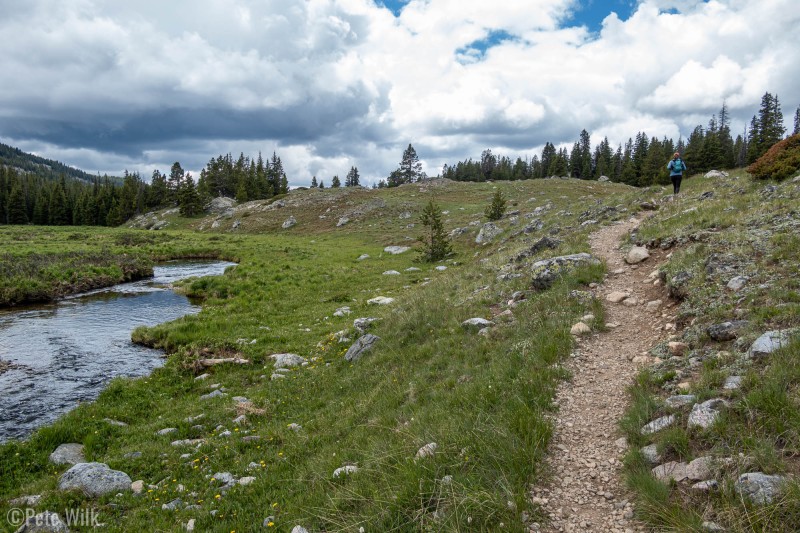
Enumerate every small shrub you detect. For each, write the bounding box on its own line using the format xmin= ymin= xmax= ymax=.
xmin=485 ymin=190 xmax=507 ymax=221
xmin=747 ymin=133 xmax=800 ymax=181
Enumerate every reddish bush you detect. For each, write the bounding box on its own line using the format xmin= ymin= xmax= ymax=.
xmin=747 ymin=133 xmax=800 ymax=181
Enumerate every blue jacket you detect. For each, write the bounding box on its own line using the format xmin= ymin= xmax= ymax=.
xmin=668 ymin=158 xmax=686 ymax=176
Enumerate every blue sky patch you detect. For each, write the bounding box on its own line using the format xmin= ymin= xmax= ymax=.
xmin=568 ymin=0 xmax=637 ymax=33
xmin=376 ymin=0 xmax=408 ymax=17
xmin=456 ymin=30 xmax=516 ymax=62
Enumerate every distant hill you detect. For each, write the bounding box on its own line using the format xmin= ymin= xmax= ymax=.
xmin=0 ymin=142 xmax=121 ymax=184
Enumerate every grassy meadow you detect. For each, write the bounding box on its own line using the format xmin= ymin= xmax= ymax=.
xmin=1 ymin=178 xmax=648 ymax=532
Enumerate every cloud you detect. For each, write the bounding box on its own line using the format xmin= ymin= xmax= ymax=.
xmin=0 ymin=0 xmax=798 ymax=186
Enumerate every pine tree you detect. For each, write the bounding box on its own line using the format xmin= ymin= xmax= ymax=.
xmin=7 ymin=182 xmax=28 ymax=224
xmin=345 ymin=166 xmax=360 ymax=187
xmin=318 ymin=180 xmax=324 ymax=189
xmin=540 ymin=142 xmax=556 ymax=177
xmin=331 ymin=175 xmax=341 ymax=188
xmin=397 ymin=144 xmax=423 ymax=184
xmin=180 ymin=174 xmax=202 ymax=216
xmin=32 ymin=191 xmax=48 ymax=224
xmin=168 ymin=162 xmax=185 ymax=205
xmin=48 ymin=185 xmax=69 ymax=225
xmin=485 ymin=189 xmax=506 ymax=221
xmin=279 ymin=174 xmax=289 ymax=194
xmin=148 ymin=170 xmax=168 ymax=208
xmin=794 ymin=106 xmax=800 ymax=136
xmin=418 ymin=199 xmax=452 ymax=262
xmin=718 ymin=101 xmax=735 ymax=168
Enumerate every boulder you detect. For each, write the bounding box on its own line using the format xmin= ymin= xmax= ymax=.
xmin=291 ymin=527 xmax=310 ymax=533
xmin=597 ymin=175 xmax=610 ymax=182
xmin=748 ymin=330 xmax=791 ymax=358
xmin=522 ymin=219 xmax=544 ymax=234
xmin=668 ymin=342 xmax=689 ymax=356
xmin=382 ymin=270 xmax=401 ymax=276
xmin=704 ymin=170 xmax=729 ymax=179
xmin=367 ymin=296 xmax=395 ymax=305
xmin=688 ymin=399 xmax=727 ymax=429
xmin=570 ymin=322 xmax=591 ymax=336
xmin=641 ymin=415 xmax=676 ymax=435
xmin=207 ymin=197 xmax=236 ymax=214
xmin=356 ymin=254 xmax=369 ymax=261
xmin=199 ymin=390 xmax=226 ymax=400
xmin=270 ymin=353 xmax=307 ymax=368
xmin=13 ymin=511 xmax=69 ymax=533
xmin=384 ymin=246 xmax=410 ymax=255
xmin=475 ymin=222 xmax=503 ymax=244
xmin=665 ymin=395 xmax=696 ymax=408
xmin=336 ymin=217 xmax=349 ymax=227
xmin=626 ymin=246 xmax=650 ymax=264
xmin=282 ymin=216 xmax=296 ymax=229
xmin=530 ymin=253 xmax=600 ymax=290
xmin=332 ymin=465 xmax=359 ymax=478
xmin=723 ymin=376 xmax=742 ymax=390
xmin=49 ymin=443 xmax=85 ymax=466
xmin=727 ymin=276 xmax=748 ymax=291
xmin=58 ymin=462 xmax=132 ymax=498
xmin=651 ymin=456 xmax=713 ymax=482
xmin=353 ymin=317 xmax=379 ymax=334
xmin=513 ymin=236 xmax=561 ymax=262
xmin=333 ymin=306 xmax=351 ymax=317
xmin=344 ymin=334 xmax=380 ymax=362
xmin=707 ymin=320 xmax=749 ymax=341
xmin=606 ymin=291 xmax=629 ymax=303
xmin=667 ymin=271 xmax=693 ymax=300
xmin=461 ymin=318 xmax=494 ymax=330
xmin=734 ymin=472 xmax=788 ymax=504
xmin=640 ymin=444 xmax=661 ymax=465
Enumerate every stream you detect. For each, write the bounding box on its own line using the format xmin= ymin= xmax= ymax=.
xmin=0 ymin=260 xmax=236 ymax=443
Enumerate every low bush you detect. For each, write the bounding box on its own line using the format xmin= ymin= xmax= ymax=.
xmin=747 ymin=133 xmax=800 ymax=181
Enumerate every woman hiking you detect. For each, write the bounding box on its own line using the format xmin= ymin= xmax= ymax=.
xmin=667 ymin=152 xmax=687 ymax=195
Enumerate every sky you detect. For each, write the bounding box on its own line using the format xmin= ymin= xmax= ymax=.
xmin=1 ymin=0 xmax=799 ymax=187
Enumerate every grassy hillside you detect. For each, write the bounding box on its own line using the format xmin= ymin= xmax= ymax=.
xmin=1 ymin=171 xmax=798 ymax=532
xmin=618 ymin=170 xmax=800 ymax=531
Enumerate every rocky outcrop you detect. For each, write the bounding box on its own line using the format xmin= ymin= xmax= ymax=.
xmin=384 ymin=246 xmax=410 ymax=255
xmin=58 ymin=462 xmax=132 ymax=498
xmin=734 ymin=472 xmax=788 ymax=504
xmin=270 ymin=353 xmax=307 ymax=368
xmin=49 ymin=443 xmax=85 ymax=466
xmin=344 ymin=334 xmax=380 ymax=362
xmin=748 ymin=330 xmax=791 ymax=358
xmin=530 ymin=253 xmax=600 ymax=290
xmin=476 ymin=222 xmax=502 ymax=244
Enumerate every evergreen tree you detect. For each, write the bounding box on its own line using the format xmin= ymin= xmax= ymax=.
xmin=279 ymin=174 xmax=289 ymax=194
xmin=702 ymin=115 xmax=724 ymax=170
xmin=48 ymin=184 xmax=69 ymax=225
xmin=396 ymin=144 xmax=423 ymax=185
xmin=480 ymin=149 xmax=497 ymax=180
xmin=236 ymin=179 xmax=249 ymax=203
xmin=179 ymin=174 xmax=202 ymax=216
xmin=106 ymin=199 xmax=123 ymax=227
xmin=310 ymin=176 xmax=318 ymax=188
xmin=331 ymin=175 xmax=341 ymax=188
xmin=7 ymin=181 xmax=28 ymax=224
xmin=168 ymin=162 xmax=185 ymax=205
xmin=794 ymin=106 xmax=800 ymax=136
xmin=32 ymin=190 xmax=48 ymax=224
xmin=418 ymin=199 xmax=452 ymax=262
xmin=318 ymin=180 xmax=324 ymax=189
xmin=345 ymin=166 xmax=360 ymax=187
xmin=540 ymin=142 xmax=556 ymax=176
xmin=148 ymin=170 xmax=168 ymax=208
xmin=485 ymin=189 xmax=506 ymax=221
xmin=717 ymin=101 xmax=735 ymax=168
xmin=684 ymin=126 xmax=705 ymax=173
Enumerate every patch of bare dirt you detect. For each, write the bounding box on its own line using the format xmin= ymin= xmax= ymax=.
xmin=530 ymin=216 xmax=677 ymax=533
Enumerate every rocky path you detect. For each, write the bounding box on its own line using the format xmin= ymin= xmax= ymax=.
xmin=531 ymin=216 xmax=675 ymax=533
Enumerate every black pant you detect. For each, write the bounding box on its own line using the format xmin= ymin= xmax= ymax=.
xmin=671 ymin=174 xmax=682 ymax=194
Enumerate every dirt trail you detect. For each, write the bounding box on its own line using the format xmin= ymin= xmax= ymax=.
xmin=531 ymin=216 xmax=674 ymax=533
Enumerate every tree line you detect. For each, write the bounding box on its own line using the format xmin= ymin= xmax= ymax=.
xmin=0 ymin=150 xmax=293 ymax=226
xmin=442 ymin=93 xmax=797 ymax=186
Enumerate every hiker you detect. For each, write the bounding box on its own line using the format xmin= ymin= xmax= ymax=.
xmin=667 ymin=152 xmax=687 ymax=195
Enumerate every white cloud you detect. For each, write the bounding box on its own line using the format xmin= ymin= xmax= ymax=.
xmin=0 ymin=0 xmax=798 ymax=185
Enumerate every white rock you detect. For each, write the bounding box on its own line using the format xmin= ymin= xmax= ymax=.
xmin=641 ymin=415 xmax=676 ymax=435
xmin=270 ymin=353 xmax=307 ymax=368
xmin=356 ymin=254 xmax=370 ymax=261
xmin=626 ymin=246 xmax=650 ymax=264
xmin=415 ymin=442 xmax=438 ymax=460
xmin=238 ymin=476 xmax=256 ymax=486
xmin=49 ymin=443 xmax=85 ymax=466
xmin=570 ymin=322 xmax=591 ymax=336
xmin=333 ymin=465 xmax=359 ymax=478
xmin=282 ymin=216 xmax=296 ymax=229
xmin=58 ymin=462 xmax=132 ymax=498
xmin=367 ymin=296 xmax=395 ymax=305
xmin=688 ymin=399 xmax=727 ymax=429
xmin=384 ymin=246 xmax=410 ymax=255
xmin=435 ymin=265 xmax=447 ymax=271
xmin=723 ymin=376 xmax=742 ymax=390
xmin=735 ymin=472 xmax=788 ymax=504
xmin=383 ymin=270 xmax=401 ymax=276
xmin=727 ymin=276 xmax=748 ymax=291
xmin=606 ymin=291 xmax=629 ymax=303
xmin=461 ymin=318 xmax=494 ymax=330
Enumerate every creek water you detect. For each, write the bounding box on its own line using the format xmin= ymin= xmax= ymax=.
xmin=0 ymin=260 xmax=236 ymax=442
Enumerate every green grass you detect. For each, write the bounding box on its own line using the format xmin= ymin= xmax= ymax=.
xmin=1 ymin=178 xmax=649 ymax=532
